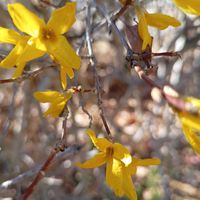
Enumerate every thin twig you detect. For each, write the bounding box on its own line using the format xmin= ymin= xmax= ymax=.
xmin=94 ymin=1 xmax=133 ymax=57
xmin=21 ymin=148 xmax=58 ymax=200
xmin=134 ymin=66 xmax=195 ymax=114
xmin=18 ymin=143 xmax=82 ymax=200
xmin=0 ymin=65 xmax=53 ymax=84
xmin=85 ymin=1 xmax=112 ymax=140
xmin=0 ymin=144 xmax=83 ymax=190
xmin=40 ymin=0 xmax=58 ymax=8
xmin=79 ymin=91 xmax=93 ymax=128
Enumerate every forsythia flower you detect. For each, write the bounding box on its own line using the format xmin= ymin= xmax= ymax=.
xmin=33 ymin=90 xmax=73 ymax=118
xmin=136 ymin=7 xmax=181 ymax=50
xmin=172 ymin=0 xmax=200 ymax=15
xmin=0 ymin=28 xmax=30 ymax=75
xmin=77 ymin=129 xmax=160 ymax=200
xmin=176 ymin=97 xmax=200 ymax=154
xmin=0 ymin=2 xmax=80 ymax=89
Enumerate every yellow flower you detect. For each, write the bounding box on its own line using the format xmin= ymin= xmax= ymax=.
xmin=77 ymin=129 xmax=160 ymax=200
xmin=0 ymin=2 xmax=80 ymax=89
xmin=136 ymin=7 xmax=181 ymax=50
xmin=33 ymin=90 xmax=73 ymax=118
xmin=176 ymin=97 xmax=200 ymax=154
xmin=0 ymin=28 xmax=31 ymax=76
xmin=172 ymin=0 xmax=200 ymax=15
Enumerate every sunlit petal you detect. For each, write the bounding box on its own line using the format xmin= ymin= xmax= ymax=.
xmin=172 ymin=0 xmax=200 ymax=15
xmin=145 ymin=13 xmax=181 ymax=30
xmin=60 ymin=65 xmax=74 ymax=90
xmin=182 ymin=125 xmax=200 ymax=154
xmin=44 ymin=99 xmax=66 ymax=117
xmin=12 ymin=62 xmax=26 ymax=78
xmin=77 ymin=152 xmax=106 ymax=168
xmin=0 ymin=27 xmax=21 ymax=44
xmin=123 ymin=171 xmax=137 ymax=200
xmin=135 ymin=158 xmax=161 ymax=166
xmin=179 ymin=112 xmax=200 ymax=131
xmin=47 ymin=36 xmax=80 ymax=69
xmin=126 ymin=157 xmax=160 ymax=175
xmin=86 ymin=129 xmax=112 ymax=152
xmin=136 ymin=7 xmax=152 ymax=50
xmin=106 ymin=158 xmax=124 ymax=197
xmin=47 ymin=2 xmax=76 ymax=34
xmin=185 ymin=96 xmax=200 ymax=109
xmin=8 ymin=3 xmax=45 ymax=37
xmin=33 ymin=91 xmax=61 ymax=103
xmin=0 ymin=36 xmax=29 ymax=69
xmin=113 ymin=143 xmax=132 ymax=166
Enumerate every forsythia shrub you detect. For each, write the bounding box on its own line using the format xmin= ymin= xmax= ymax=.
xmin=0 ymin=1 xmax=200 ymax=200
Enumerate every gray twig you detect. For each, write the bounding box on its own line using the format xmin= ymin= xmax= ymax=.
xmin=85 ymin=1 xmax=112 ymax=139
xmin=0 ymin=144 xmax=83 ymax=190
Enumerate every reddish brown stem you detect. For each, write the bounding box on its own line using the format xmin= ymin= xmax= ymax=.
xmin=100 ymin=113 xmax=113 ymax=141
xmin=21 ymin=148 xmax=58 ymax=200
xmin=134 ymin=66 xmax=189 ymax=113
xmin=113 ymin=0 xmax=132 ymax=22
xmin=134 ymin=66 xmax=162 ymax=89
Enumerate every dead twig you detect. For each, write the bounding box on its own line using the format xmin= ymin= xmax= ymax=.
xmin=0 ymin=144 xmax=83 ymax=190
xmin=0 ymin=65 xmax=53 ymax=84
xmin=85 ymin=1 xmax=113 ymax=140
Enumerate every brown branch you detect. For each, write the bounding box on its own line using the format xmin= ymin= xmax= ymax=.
xmin=21 ymin=148 xmax=58 ymax=200
xmin=0 ymin=144 xmax=83 ymax=190
xmin=40 ymin=0 xmax=58 ymax=8
xmin=112 ymin=0 xmax=132 ymax=22
xmin=0 ymin=65 xmax=53 ymax=84
xmin=134 ymin=66 xmax=198 ymax=114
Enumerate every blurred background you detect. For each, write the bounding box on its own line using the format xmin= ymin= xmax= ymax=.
xmin=0 ymin=0 xmax=200 ymax=199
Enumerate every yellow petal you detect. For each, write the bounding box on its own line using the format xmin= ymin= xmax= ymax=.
xmin=12 ymin=62 xmax=26 ymax=78
xmin=134 ymin=158 xmax=161 ymax=166
xmin=76 ymin=152 xmax=106 ymax=168
xmin=0 ymin=36 xmax=29 ymax=69
xmin=86 ymin=129 xmax=112 ymax=152
xmin=145 ymin=13 xmax=181 ymax=30
xmin=126 ymin=157 xmax=160 ymax=176
xmin=28 ymin=37 xmax=47 ymax=52
xmin=123 ymin=171 xmax=137 ymax=200
xmin=16 ymin=42 xmax=45 ymax=65
xmin=60 ymin=65 xmax=74 ymax=90
xmin=182 ymin=125 xmax=200 ymax=154
xmin=136 ymin=7 xmax=152 ymax=50
xmin=47 ymin=36 xmax=80 ymax=69
xmin=34 ymin=91 xmax=61 ymax=103
xmin=113 ymin=143 xmax=132 ymax=166
xmin=47 ymin=2 xmax=76 ymax=35
xmin=44 ymin=99 xmax=66 ymax=117
xmin=8 ymin=3 xmax=45 ymax=37
xmin=178 ymin=112 xmax=200 ymax=131
xmin=64 ymin=90 xmax=73 ymax=101
xmin=184 ymin=96 xmax=200 ymax=109
xmin=172 ymin=0 xmax=200 ymax=15
xmin=0 ymin=27 xmax=21 ymax=44
xmin=106 ymin=158 xmax=124 ymax=197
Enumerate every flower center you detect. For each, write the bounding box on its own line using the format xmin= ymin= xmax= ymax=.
xmin=41 ymin=28 xmax=56 ymax=40
xmin=106 ymin=147 xmax=114 ymax=158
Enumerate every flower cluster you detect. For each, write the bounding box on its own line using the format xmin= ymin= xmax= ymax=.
xmin=0 ymin=1 xmax=200 ymax=199
xmin=77 ymin=129 xmax=160 ymax=200
xmin=0 ymin=2 xmax=80 ymax=90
